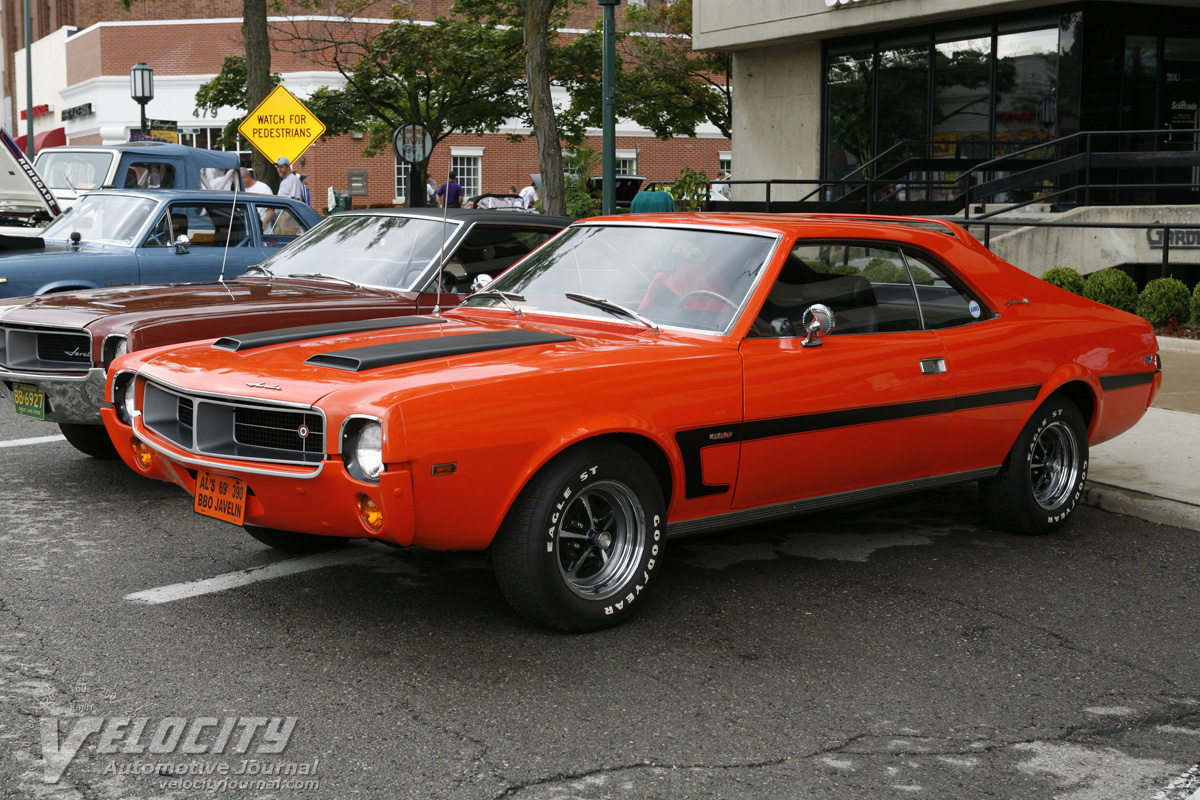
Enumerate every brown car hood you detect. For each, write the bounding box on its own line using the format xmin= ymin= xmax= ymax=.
xmin=0 ymin=278 xmax=425 ymax=350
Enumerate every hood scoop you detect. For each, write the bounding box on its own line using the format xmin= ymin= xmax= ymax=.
xmin=305 ymin=330 xmax=575 ymax=372
xmin=213 ymin=315 xmax=445 ymax=352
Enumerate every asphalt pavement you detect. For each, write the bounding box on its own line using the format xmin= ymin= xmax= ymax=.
xmin=1086 ymin=336 xmax=1200 ymax=531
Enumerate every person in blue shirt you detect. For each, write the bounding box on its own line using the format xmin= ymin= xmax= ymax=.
xmin=436 ymin=171 xmax=464 ymax=208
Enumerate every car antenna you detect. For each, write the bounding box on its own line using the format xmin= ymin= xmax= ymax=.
xmin=217 ymin=167 xmax=241 ymax=298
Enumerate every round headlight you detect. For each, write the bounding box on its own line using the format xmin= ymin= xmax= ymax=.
xmin=351 ymin=421 xmax=383 ymax=482
xmin=103 ymin=336 xmax=128 ymax=368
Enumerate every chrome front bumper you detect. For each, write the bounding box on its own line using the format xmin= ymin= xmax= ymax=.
xmin=0 ymin=367 xmax=107 ymax=424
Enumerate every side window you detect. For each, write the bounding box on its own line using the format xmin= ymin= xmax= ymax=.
xmin=124 ymin=162 xmax=177 ymax=189
xmin=428 ymin=226 xmax=557 ymax=294
xmin=903 ymin=250 xmax=991 ymax=329
xmin=174 ymin=205 xmax=248 ymax=247
xmin=142 ymin=213 xmax=171 ymax=248
xmin=261 ymin=206 xmax=306 ymax=243
xmin=753 ymin=242 xmax=921 ymax=337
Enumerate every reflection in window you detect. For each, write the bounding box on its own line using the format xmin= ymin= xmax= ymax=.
xmin=994 ymin=28 xmax=1059 ymax=153
xmin=826 ymin=50 xmax=874 ymax=184
xmin=933 ymin=38 xmax=993 ymax=159
xmin=877 ymin=45 xmax=930 ymax=165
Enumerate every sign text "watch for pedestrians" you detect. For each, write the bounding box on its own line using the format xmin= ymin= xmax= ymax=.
xmin=238 ymin=86 xmax=326 ymax=166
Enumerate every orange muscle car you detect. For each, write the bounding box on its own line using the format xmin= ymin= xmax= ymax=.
xmin=102 ymin=214 xmax=1161 ymax=631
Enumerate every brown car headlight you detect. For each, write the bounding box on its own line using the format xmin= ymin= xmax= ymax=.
xmin=102 ymin=336 xmax=128 ymax=369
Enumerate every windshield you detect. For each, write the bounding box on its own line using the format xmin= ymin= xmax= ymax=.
xmin=34 ymin=152 xmax=113 ymax=191
xmin=462 ymin=224 xmax=777 ymax=334
xmin=41 ymin=194 xmax=157 ymax=246
xmin=251 ymin=214 xmax=461 ymax=290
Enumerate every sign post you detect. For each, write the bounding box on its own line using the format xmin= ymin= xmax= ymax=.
xmin=393 ymin=124 xmax=433 ymax=208
xmin=237 ymin=85 xmax=326 ymax=166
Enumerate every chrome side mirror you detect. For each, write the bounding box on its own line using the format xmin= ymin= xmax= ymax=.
xmin=471 ymin=273 xmax=494 ymax=293
xmin=174 ymin=235 xmax=190 ymax=254
xmin=800 ymin=303 xmax=835 ymax=348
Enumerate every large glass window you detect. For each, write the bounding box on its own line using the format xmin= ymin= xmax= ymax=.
xmin=826 ymin=50 xmax=874 ymax=183
xmin=452 ymin=155 xmax=481 ymax=197
xmin=877 ymin=44 xmax=930 ymax=161
xmin=994 ymin=28 xmax=1060 ymax=152
xmin=932 ymin=37 xmax=993 ymax=159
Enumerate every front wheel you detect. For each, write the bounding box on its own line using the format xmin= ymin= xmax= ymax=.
xmin=59 ymin=423 xmax=118 ymax=460
xmin=244 ymin=524 xmax=348 ymax=554
xmin=490 ymin=441 xmax=666 ymax=632
xmin=979 ymin=396 xmax=1088 ymax=535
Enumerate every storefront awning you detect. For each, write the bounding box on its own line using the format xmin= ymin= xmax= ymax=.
xmin=13 ymin=127 xmax=66 ymax=154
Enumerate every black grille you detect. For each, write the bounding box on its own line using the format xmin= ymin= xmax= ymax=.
xmin=234 ymin=408 xmax=324 ymax=454
xmin=36 ymin=332 xmax=91 ymax=364
xmin=178 ymin=397 xmax=194 ymax=429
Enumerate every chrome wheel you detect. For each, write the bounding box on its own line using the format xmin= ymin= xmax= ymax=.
xmin=1030 ymin=420 xmax=1081 ymax=510
xmin=555 ymin=479 xmax=646 ymax=600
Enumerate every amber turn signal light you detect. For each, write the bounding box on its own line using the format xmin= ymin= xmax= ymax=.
xmin=357 ymin=494 xmax=384 ymax=531
xmin=133 ymin=441 xmax=154 ymax=470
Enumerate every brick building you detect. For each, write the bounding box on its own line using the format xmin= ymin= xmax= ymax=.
xmin=3 ymin=1 xmax=730 ymax=211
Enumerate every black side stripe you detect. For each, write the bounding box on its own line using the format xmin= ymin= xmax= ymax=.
xmin=305 ymin=330 xmax=575 ymax=372
xmin=213 ymin=316 xmax=445 ymax=352
xmin=675 ymin=384 xmax=1041 ymax=499
xmin=1099 ymin=372 xmax=1156 ymax=391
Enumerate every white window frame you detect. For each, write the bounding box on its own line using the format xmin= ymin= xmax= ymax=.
xmin=450 ymin=147 xmax=484 ymax=198
xmin=615 ymin=149 xmax=638 ymax=175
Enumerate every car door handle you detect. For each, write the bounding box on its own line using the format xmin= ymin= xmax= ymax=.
xmin=920 ymin=358 xmax=947 ymax=375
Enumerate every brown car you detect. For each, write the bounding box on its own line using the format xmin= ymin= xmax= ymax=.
xmin=0 ymin=207 xmax=570 ymax=457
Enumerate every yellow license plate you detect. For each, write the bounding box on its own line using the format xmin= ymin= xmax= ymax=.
xmin=194 ymin=471 xmax=247 ymax=525
xmin=13 ymin=383 xmax=46 ymax=420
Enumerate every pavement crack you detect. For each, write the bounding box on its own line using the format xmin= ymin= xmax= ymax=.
xmin=492 ymin=756 xmax=793 ymax=798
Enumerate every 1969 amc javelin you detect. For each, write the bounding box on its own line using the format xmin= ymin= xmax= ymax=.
xmin=102 ymin=214 xmax=1161 ymax=631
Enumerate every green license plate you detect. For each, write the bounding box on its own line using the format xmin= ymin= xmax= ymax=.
xmin=12 ymin=383 xmax=46 ymax=420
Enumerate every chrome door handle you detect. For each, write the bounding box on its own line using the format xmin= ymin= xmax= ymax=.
xmin=920 ymin=358 xmax=947 ymax=375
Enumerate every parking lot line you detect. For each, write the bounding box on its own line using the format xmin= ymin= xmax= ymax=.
xmin=0 ymin=434 xmax=66 ymax=448
xmin=125 ymin=547 xmax=377 ymax=604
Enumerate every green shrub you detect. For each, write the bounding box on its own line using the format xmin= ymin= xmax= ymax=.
xmin=1136 ymin=277 xmax=1192 ymax=327
xmin=1082 ymin=268 xmax=1138 ymax=313
xmin=668 ymin=167 xmax=710 ymax=212
xmin=1193 ymin=281 xmax=1200 ymax=325
xmin=1041 ymin=267 xmax=1085 ymax=295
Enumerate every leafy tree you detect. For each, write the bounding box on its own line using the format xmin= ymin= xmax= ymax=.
xmin=453 ymin=0 xmax=584 ymax=216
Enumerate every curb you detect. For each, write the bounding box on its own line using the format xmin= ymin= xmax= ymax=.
xmin=1157 ymin=337 xmax=1200 ymax=354
xmin=1084 ymin=481 xmax=1200 ymax=533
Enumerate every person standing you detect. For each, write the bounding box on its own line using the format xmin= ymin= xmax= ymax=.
xmin=241 ymin=167 xmax=275 ymax=227
xmin=274 ymin=157 xmax=305 ymax=202
xmin=436 ymin=171 xmax=464 ymax=208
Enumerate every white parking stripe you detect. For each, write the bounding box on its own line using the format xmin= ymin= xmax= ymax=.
xmin=0 ymin=434 xmax=66 ymax=448
xmin=125 ymin=547 xmax=377 ymax=604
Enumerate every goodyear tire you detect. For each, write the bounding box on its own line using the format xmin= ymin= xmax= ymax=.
xmin=244 ymin=524 xmax=347 ymax=554
xmin=491 ymin=441 xmax=666 ymax=632
xmin=59 ymin=423 xmax=118 ymax=460
xmin=980 ymin=396 xmax=1088 ymax=535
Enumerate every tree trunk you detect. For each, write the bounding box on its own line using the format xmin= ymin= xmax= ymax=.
xmin=243 ymin=0 xmax=275 ymax=191
xmin=522 ymin=0 xmax=565 ymax=217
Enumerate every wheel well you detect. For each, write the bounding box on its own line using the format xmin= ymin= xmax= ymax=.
xmin=598 ymin=432 xmax=674 ymax=509
xmin=1049 ymin=380 xmax=1095 ymax=429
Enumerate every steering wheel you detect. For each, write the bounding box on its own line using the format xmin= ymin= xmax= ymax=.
xmin=678 ymin=289 xmax=737 ymax=311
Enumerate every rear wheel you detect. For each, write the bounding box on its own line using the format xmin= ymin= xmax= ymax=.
xmin=243 ymin=524 xmax=347 ymax=554
xmin=59 ymin=423 xmax=118 ymax=460
xmin=491 ymin=441 xmax=666 ymax=632
xmin=980 ymin=396 xmax=1088 ymax=535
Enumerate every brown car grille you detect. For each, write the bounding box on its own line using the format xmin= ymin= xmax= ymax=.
xmin=0 ymin=325 xmax=91 ymax=372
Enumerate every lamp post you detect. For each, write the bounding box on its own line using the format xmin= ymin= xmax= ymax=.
xmin=129 ymin=63 xmax=154 ymax=138
xmin=598 ymin=0 xmax=619 ymax=215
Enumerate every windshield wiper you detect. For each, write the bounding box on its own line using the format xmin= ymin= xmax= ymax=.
xmin=285 ymin=272 xmax=361 ymax=289
xmin=470 ymin=290 xmax=526 ymax=317
xmin=242 ymin=264 xmax=274 ymax=278
xmin=565 ymin=292 xmax=660 ymax=333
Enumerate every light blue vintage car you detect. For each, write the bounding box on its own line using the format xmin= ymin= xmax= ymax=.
xmin=0 ymin=189 xmax=323 ymax=299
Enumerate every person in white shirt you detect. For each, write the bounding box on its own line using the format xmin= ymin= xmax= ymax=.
xmin=274 ymin=157 xmax=305 ymax=202
xmin=519 ymin=182 xmax=538 ymax=210
xmin=241 ymin=168 xmax=275 ymax=226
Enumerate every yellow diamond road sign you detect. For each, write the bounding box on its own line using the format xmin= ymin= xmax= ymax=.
xmin=238 ymin=85 xmax=326 ymax=165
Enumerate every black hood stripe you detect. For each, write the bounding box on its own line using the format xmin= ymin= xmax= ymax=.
xmin=213 ymin=315 xmax=444 ymax=352
xmin=305 ymin=330 xmax=576 ymax=372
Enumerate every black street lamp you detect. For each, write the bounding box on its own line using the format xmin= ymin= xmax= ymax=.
xmin=129 ymin=63 xmax=154 ymax=137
